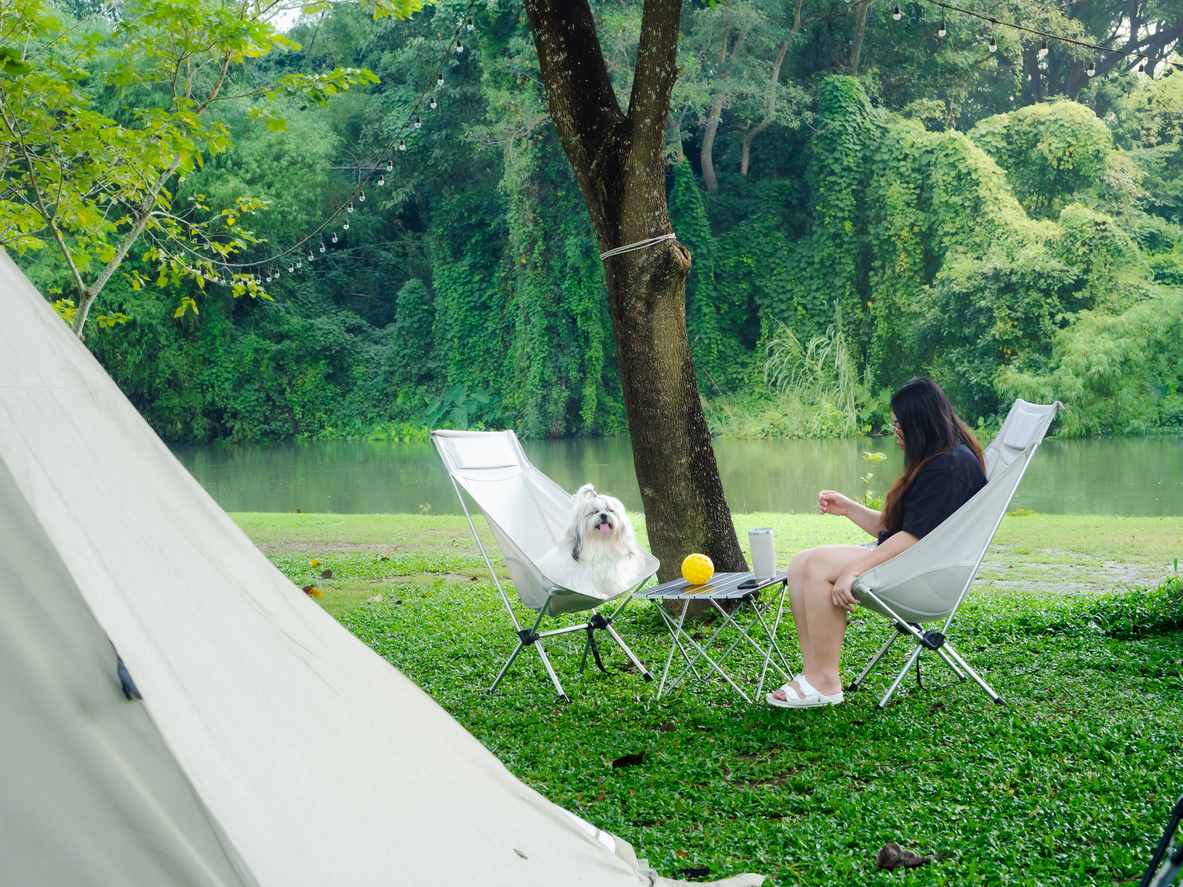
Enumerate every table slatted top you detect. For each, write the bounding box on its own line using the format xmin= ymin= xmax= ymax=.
xmin=642 ymin=571 xmax=787 ymax=601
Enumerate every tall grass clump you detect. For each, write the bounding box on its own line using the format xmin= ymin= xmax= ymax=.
xmin=760 ymin=323 xmax=867 ymax=437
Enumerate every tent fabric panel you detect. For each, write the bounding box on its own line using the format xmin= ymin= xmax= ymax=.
xmin=0 ymin=455 xmax=255 ymax=887
xmin=1 ymin=249 xmax=753 ymax=885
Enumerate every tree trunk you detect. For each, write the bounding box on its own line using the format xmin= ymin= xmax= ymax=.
xmin=523 ymin=0 xmax=746 ymax=578
xmin=849 ymin=0 xmax=872 ymax=76
xmin=700 ymin=93 xmax=725 ymax=193
xmin=740 ymin=37 xmax=790 ymax=177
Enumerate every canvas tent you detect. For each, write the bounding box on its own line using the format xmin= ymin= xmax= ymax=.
xmin=0 ymin=250 xmax=761 ymax=887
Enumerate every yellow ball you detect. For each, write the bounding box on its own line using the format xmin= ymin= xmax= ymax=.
xmin=681 ymin=553 xmax=715 ymax=586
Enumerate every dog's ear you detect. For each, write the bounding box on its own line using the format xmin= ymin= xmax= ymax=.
xmin=568 ymin=517 xmax=583 ymax=562
xmin=575 ymin=483 xmax=597 ymax=503
xmin=606 ymin=496 xmax=637 ymax=553
xmin=564 ymin=493 xmax=586 ymax=562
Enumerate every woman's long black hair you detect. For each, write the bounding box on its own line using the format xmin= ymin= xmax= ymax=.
xmin=882 ymin=377 xmax=984 ymax=533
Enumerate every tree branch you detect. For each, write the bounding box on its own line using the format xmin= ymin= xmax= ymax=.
xmin=72 ymin=156 xmax=182 ymax=336
xmin=522 ymin=0 xmax=625 ymax=158
xmin=626 ymin=0 xmax=684 ymax=169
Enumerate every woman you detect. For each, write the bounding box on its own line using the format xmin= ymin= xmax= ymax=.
xmin=767 ymin=377 xmax=987 ymax=709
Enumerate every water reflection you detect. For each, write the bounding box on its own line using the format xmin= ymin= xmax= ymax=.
xmin=173 ymin=435 xmax=1183 ymax=516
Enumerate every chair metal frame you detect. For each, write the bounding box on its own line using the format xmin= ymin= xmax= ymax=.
xmin=446 ymin=471 xmax=654 ymax=703
xmin=847 ymin=401 xmax=1060 ymax=708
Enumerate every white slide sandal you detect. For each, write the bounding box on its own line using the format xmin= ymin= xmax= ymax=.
xmin=765 ymin=675 xmax=843 ymax=709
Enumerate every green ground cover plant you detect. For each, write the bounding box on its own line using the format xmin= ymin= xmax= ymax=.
xmin=239 ymin=511 xmax=1183 ymax=886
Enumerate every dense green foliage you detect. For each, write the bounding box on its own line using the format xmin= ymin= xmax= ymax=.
xmin=242 ymin=510 xmax=1183 ymax=886
xmin=17 ymin=0 xmax=1183 ymax=441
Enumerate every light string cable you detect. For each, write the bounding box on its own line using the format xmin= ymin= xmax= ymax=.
xmin=152 ymin=0 xmax=482 ymax=284
xmin=909 ymin=0 xmax=1183 ymax=74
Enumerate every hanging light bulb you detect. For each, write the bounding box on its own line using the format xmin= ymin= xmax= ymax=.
xmin=347 ymin=202 xmax=354 ymax=213
xmin=399 ymin=139 xmax=407 ymax=152
xmin=988 ymin=35 xmax=998 ymax=54
xmin=937 ymin=21 xmax=947 ymax=38
xmin=1138 ymin=58 xmax=1147 ymax=73
xmin=1086 ymin=60 xmax=1097 ymax=77
xmin=454 ymin=40 xmax=464 ymax=54
xmin=892 ymin=4 xmax=902 ymax=21
xmin=319 ymin=239 xmax=326 ymax=253
xmin=386 ymin=159 xmax=394 ymax=171
xmin=414 ymin=115 xmax=422 ymax=129
xmin=296 ymin=259 xmax=302 ymax=270
xmin=429 ymin=96 xmax=438 ymax=111
xmin=331 ymin=231 xmax=338 ymax=244
xmin=378 ymin=174 xmax=386 ymax=187
xmin=288 ymin=263 xmax=294 ymax=273
xmin=1038 ymin=38 xmax=1049 ymax=59
xmin=437 ymin=74 xmax=445 ymax=88
xmin=359 ymin=189 xmax=366 ymax=203
xmin=465 ymin=16 xmax=474 ymax=32
xmin=343 ymin=221 xmax=350 ymax=231
xmin=308 ymin=250 xmax=314 ymax=262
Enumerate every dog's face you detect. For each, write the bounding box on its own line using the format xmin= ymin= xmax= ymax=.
xmin=568 ymin=484 xmax=635 ymax=561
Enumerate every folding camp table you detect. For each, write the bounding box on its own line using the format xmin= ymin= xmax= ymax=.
xmin=643 ymin=572 xmax=793 ymax=703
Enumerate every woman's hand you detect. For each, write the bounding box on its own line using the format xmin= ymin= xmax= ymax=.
xmin=818 ymin=490 xmax=854 ymax=517
xmin=831 ymin=570 xmax=859 ymax=611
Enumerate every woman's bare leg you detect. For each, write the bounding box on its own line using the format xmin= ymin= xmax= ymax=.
xmin=786 ymin=550 xmax=813 ymax=666
xmin=773 ymin=545 xmax=867 ymax=700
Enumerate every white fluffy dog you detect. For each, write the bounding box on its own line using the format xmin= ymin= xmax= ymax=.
xmin=539 ymin=484 xmax=642 ymax=595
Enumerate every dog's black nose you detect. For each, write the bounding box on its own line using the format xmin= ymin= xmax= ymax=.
xmin=599 ymin=512 xmax=608 ymax=522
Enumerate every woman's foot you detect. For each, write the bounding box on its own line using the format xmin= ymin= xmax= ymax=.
xmin=766 ymin=675 xmax=843 ymax=708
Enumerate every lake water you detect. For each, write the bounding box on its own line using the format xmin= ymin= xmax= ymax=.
xmin=173 ymin=436 xmax=1183 ymax=516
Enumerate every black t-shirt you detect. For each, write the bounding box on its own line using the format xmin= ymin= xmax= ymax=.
xmin=878 ymin=443 xmax=987 ymax=545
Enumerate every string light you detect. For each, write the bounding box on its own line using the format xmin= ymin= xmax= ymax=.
xmin=915 ymin=0 xmax=1183 ymax=76
xmin=892 ymin=4 xmax=903 ymax=22
xmin=319 ymin=239 xmax=326 ymax=253
xmin=1138 ymin=59 xmax=1147 ymax=73
xmin=937 ymin=20 xmax=947 ymax=38
xmin=429 ymin=96 xmax=438 ymax=110
xmin=150 ymin=0 xmax=480 ymax=282
xmin=988 ymin=34 xmax=997 ymax=53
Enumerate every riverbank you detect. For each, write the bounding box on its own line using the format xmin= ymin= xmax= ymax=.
xmin=237 ymin=511 xmax=1180 ymax=618
xmin=235 ymin=511 xmax=1182 ymax=885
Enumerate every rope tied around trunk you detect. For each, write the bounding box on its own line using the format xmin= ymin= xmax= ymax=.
xmin=599 ymin=232 xmax=677 ymax=261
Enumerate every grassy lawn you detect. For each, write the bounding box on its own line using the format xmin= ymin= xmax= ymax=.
xmin=236 ymin=511 xmax=1183 ymax=886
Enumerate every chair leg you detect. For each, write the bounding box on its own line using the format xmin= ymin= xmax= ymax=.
xmin=934 ymin=644 xmax=967 ymax=681
xmin=490 ymin=642 xmax=525 ymax=694
xmin=848 ymin=630 xmax=901 ymax=692
xmin=879 ymin=642 xmax=923 ymax=708
xmin=534 ymin=641 xmax=569 ymax=703
xmin=603 ymin=622 xmax=653 ymax=681
xmin=942 ymin=641 xmax=1003 ymax=705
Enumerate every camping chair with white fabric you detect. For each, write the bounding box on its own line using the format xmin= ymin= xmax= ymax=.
xmin=848 ymin=399 xmax=1061 ymax=708
xmin=433 ymin=430 xmax=657 ymax=702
